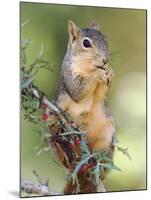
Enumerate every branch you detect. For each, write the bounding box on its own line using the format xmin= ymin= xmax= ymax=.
xmin=29 ymin=87 xmax=83 ymax=133
xmin=21 ymin=171 xmax=63 ymax=196
xmin=21 ymin=85 xmax=109 ymax=194
xmin=21 ymin=180 xmax=62 ymax=196
xmin=30 ymin=87 xmax=67 ymax=123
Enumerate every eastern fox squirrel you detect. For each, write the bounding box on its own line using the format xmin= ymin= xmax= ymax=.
xmin=56 ymin=20 xmax=115 ymax=193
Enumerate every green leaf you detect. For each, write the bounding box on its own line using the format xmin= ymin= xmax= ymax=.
xmin=80 ymin=136 xmax=90 ymax=156
xmin=72 ymin=157 xmax=90 ymax=175
xmin=102 ymin=155 xmax=113 ymax=162
xmin=99 ymin=162 xmax=121 ymax=171
xmin=36 ymin=146 xmax=51 ymax=156
xmin=117 ymin=146 xmax=132 ymax=160
xmin=93 ymin=163 xmax=100 ymax=184
xmin=21 ymin=76 xmax=35 ymax=90
xmin=21 ymin=38 xmax=32 ymax=49
xmin=71 ymin=154 xmax=92 ymax=183
xmin=60 ymin=131 xmax=85 ymax=136
xmin=35 ymin=43 xmax=44 ymax=62
xmin=21 ymin=20 xmax=30 ymax=28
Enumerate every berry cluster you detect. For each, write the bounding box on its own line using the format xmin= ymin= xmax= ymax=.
xmin=69 ymin=137 xmax=81 ymax=149
xmin=79 ymin=157 xmax=97 ymax=173
xmin=41 ymin=113 xmax=48 ymax=121
xmin=41 ymin=103 xmax=48 ymax=122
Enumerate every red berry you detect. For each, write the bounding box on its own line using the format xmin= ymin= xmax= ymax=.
xmin=69 ymin=143 xmax=75 ymax=149
xmin=87 ymin=162 xmax=94 ymax=168
xmin=74 ymin=138 xmax=80 ymax=145
xmin=42 ymin=113 xmax=48 ymax=121
xmin=79 ymin=164 xmax=89 ymax=173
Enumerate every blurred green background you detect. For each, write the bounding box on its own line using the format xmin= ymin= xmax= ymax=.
xmin=20 ymin=2 xmax=146 ymax=195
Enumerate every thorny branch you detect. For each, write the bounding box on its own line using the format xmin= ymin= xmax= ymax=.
xmin=21 ymin=84 xmax=130 ymax=196
xmin=21 ymin=84 xmax=109 ymax=195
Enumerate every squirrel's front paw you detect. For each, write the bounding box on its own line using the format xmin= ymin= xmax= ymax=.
xmin=99 ymin=67 xmax=114 ymax=86
xmin=105 ymin=67 xmax=114 ymax=86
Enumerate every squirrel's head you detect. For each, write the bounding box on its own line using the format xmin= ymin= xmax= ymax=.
xmin=67 ymin=20 xmax=109 ymax=69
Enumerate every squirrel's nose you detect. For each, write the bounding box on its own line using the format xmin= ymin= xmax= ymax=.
xmin=103 ymin=58 xmax=109 ymax=65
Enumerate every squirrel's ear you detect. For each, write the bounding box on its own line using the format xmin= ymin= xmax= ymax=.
xmin=68 ymin=20 xmax=80 ymax=42
xmin=90 ymin=20 xmax=100 ymax=31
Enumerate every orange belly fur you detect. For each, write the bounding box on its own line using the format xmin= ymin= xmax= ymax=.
xmin=57 ymin=83 xmax=114 ymax=152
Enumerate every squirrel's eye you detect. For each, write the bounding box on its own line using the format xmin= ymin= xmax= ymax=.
xmin=83 ymin=39 xmax=91 ymax=48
